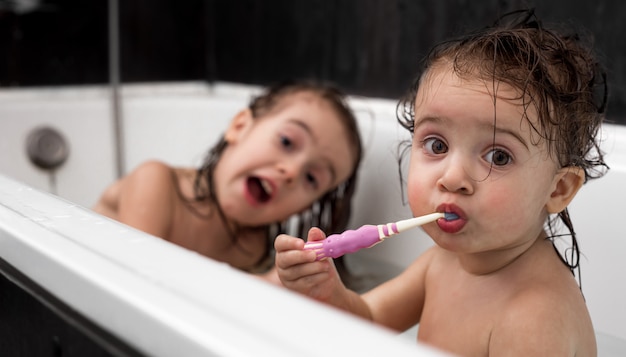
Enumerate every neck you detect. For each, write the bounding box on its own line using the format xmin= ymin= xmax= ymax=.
xmin=456 ymin=232 xmax=548 ymax=276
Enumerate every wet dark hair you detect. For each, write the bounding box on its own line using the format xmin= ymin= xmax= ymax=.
xmin=397 ymin=9 xmax=609 ymax=278
xmin=192 ymin=79 xmax=363 ymax=271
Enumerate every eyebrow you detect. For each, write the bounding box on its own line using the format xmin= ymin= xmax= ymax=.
xmin=288 ymin=119 xmax=338 ymax=185
xmin=481 ymin=122 xmax=529 ymax=150
xmin=415 ymin=116 xmax=529 ymax=150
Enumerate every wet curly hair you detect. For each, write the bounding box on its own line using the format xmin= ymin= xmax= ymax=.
xmin=397 ymin=9 xmax=609 ymax=277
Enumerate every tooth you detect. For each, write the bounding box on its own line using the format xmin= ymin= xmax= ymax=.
xmin=261 ymin=179 xmax=273 ymax=195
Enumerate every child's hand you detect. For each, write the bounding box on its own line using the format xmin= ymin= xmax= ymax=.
xmin=275 ymin=227 xmax=344 ymax=302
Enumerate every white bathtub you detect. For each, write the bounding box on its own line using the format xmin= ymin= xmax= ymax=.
xmin=0 ymin=172 xmax=454 ymax=356
xmin=0 ymin=83 xmax=625 ymax=354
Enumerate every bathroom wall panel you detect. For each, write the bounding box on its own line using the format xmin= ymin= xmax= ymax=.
xmin=120 ymin=83 xmax=260 ymax=173
xmin=569 ymin=124 xmax=626 ymax=341
xmin=0 ymin=88 xmax=117 ymax=208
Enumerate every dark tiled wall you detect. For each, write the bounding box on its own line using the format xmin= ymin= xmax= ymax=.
xmin=1 ymin=0 xmax=624 ymax=122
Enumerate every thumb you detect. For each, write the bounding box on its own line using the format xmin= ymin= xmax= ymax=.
xmin=306 ymin=227 xmax=327 ymax=243
xmin=306 ymin=227 xmax=338 ymax=267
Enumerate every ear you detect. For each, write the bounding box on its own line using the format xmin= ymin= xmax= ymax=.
xmin=546 ymin=166 xmax=585 ymax=214
xmin=224 ymin=109 xmax=254 ymax=144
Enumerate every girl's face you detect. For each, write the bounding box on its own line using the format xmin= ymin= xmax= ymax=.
xmin=408 ymin=65 xmax=564 ymax=258
xmin=215 ymin=92 xmax=357 ymax=226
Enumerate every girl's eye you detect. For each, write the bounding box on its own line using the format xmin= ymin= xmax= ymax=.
xmin=280 ymin=135 xmax=293 ymax=150
xmin=423 ymin=137 xmax=448 ymax=155
xmin=305 ymin=172 xmax=318 ymax=188
xmin=485 ymin=149 xmax=512 ymax=166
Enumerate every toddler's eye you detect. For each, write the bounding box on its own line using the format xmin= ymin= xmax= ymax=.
xmin=485 ymin=149 xmax=512 ymax=166
xmin=423 ymin=137 xmax=448 ymax=155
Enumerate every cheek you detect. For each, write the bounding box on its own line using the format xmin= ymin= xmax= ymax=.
xmin=479 ymin=186 xmax=525 ymax=233
xmin=406 ymin=164 xmax=431 ymax=213
xmin=482 ymin=182 xmax=545 ymax=231
xmin=278 ymin=190 xmax=318 ymax=216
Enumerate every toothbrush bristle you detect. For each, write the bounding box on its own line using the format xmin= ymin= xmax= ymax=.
xmin=444 ymin=212 xmax=459 ymax=221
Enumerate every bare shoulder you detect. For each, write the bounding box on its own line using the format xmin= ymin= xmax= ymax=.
xmin=114 ymin=161 xmax=177 ymax=199
xmin=363 ymin=246 xmax=439 ymax=331
xmin=93 ymin=160 xmax=177 ymax=219
xmin=122 ymin=160 xmax=185 ymax=204
xmin=490 ymin=274 xmax=596 ymax=356
xmin=129 ymin=160 xmax=176 ymax=182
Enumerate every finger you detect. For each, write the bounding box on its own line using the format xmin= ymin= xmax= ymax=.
xmin=285 ymin=269 xmax=333 ymax=291
xmin=276 ymin=247 xmax=317 ymax=269
xmin=274 ymin=234 xmax=305 ymax=253
xmin=306 ymin=227 xmax=327 ymax=242
xmin=279 ymin=261 xmax=332 ymax=286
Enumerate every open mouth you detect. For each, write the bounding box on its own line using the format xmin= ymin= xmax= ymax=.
xmin=246 ymin=177 xmax=273 ymax=204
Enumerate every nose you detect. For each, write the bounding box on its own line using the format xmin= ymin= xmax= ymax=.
xmin=436 ymin=155 xmax=475 ymax=195
xmin=277 ymin=158 xmax=301 ymax=186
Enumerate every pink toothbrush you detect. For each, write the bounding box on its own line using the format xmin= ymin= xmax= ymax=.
xmin=303 ymin=212 xmax=458 ymax=260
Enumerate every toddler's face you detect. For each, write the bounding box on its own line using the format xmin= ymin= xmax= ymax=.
xmin=216 ymin=92 xmax=357 ymax=226
xmin=407 ymin=65 xmax=562 ymax=255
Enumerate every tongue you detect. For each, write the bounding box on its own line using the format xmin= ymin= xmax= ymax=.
xmin=247 ymin=177 xmax=270 ymax=203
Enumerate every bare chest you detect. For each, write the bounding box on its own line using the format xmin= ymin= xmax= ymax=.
xmin=167 ymin=207 xmax=216 ymax=253
xmin=418 ymin=276 xmax=503 ymax=356
xmin=169 ymin=202 xmax=267 ymax=269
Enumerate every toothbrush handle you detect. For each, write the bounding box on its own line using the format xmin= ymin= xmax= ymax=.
xmin=303 ymin=225 xmax=389 ymax=260
xmin=302 ymin=213 xmax=444 ymax=261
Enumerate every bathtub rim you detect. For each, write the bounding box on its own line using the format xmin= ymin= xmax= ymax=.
xmin=0 ymin=173 xmax=450 ymax=357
